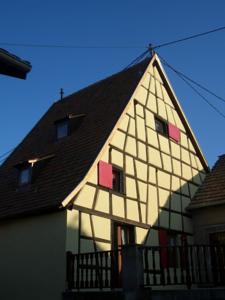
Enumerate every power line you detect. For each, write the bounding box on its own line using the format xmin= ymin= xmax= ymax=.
xmin=158 ymin=54 xmax=225 ymax=104
xmin=124 ymin=49 xmax=150 ymax=70
xmin=180 ymin=75 xmax=225 ymax=120
xmin=0 ymin=148 xmax=14 ymax=160
xmin=160 ymin=56 xmax=225 ymax=120
xmin=0 ymin=42 xmax=144 ymax=49
xmin=2 ymin=25 xmax=225 ymax=51
xmin=152 ymin=25 xmax=225 ymax=50
xmin=0 ymin=148 xmax=14 ymax=165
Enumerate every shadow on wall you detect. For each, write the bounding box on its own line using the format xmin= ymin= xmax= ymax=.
xmin=66 ymin=171 xmax=204 ymax=254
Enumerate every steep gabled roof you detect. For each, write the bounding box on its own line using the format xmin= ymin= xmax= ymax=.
xmin=62 ymin=55 xmax=209 ymax=208
xmin=0 ymin=54 xmax=209 ymax=220
xmin=189 ymin=155 xmax=225 ymax=210
xmin=0 ymin=58 xmax=150 ymax=220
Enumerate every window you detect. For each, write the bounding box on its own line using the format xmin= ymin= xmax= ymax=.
xmin=98 ymin=161 xmax=124 ymax=193
xmin=56 ymin=119 xmax=69 ymax=140
xmin=114 ymin=223 xmax=135 ymax=248
xmin=18 ymin=165 xmax=32 ymax=186
xmin=155 ymin=117 xmax=168 ymax=136
xmin=55 ymin=114 xmax=85 ymax=141
xmin=15 ymin=154 xmax=54 ymax=188
xmin=112 ymin=167 xmax=124 ymax=194
xmin=155 ymin=117 xmax=180 ymax=143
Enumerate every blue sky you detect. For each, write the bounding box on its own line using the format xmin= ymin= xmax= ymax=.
xmin=1 ymin=0 xmax=225 ymax=167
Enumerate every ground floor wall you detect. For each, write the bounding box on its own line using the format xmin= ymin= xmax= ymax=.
xmin=0 ymin=211 xmax=67 ymax=300
xmin=66 ymin=207 xmax=193 ymax=254
xmin=192 ymin=205 xmax=225 ymax=244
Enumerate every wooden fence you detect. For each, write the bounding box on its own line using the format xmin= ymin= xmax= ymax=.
xmin=66 ymin=244 xmax=225 ymax=290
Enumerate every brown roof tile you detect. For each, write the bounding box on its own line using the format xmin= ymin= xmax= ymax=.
xmin=0 ymin=58 xmax=150 ymax=219
xmin=189 ymin=154 xmax=225 ymax=210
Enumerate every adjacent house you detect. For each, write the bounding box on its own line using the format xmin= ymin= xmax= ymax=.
xmin=189 ymin=155 xmax=225 ymax=245
xmin=0 ymin=53 xmax=210 ymax=300
xmin=0 ymin=48 xmax=31 ymax=79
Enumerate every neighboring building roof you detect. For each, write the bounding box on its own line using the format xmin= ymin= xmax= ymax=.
xmin=0 ymin=58 xmax=150 ymax=220
xmin=189 ymin=155 xmax=225 ymax=211
xmin=0 ymin=48 xmax=32 ymax=79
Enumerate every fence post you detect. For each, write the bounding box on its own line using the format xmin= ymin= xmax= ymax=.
xmin=122 ymin=244 xmax=151 ymax=300
xmin=66 ymin=251 xmax=75 ymax=290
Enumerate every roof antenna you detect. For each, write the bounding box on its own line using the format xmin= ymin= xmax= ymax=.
xmin=60 ymin=88 xmax=64 ymax=100
xmin=148 ymin=44 xmax=155 ymax=57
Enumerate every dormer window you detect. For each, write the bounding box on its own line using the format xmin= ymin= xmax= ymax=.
xmin=56 ymin=119 xmax=69 ymax=140
xmin=15 ymin=154 xmax=54 ymax=188
xmin=55 ymin=114 xmax=85 ymax=141
xmin=18 ymin=165 xmax=32 ymax=186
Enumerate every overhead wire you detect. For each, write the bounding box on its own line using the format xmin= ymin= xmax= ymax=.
xmin=124 ymin=49 xmax=150 ymax=69
xmin=158 ymin=54 xmax=225 ymax=104
xmin=0 ymin=148 xmax=15 ymax=165
xmin=0 ymin=42 xmax=144 ymax=49
xmin=177 ymin=74 xmax=225 ymax=119
xmin=1 ymin=25 xmax=225 ymax=163
xmin=0 ymin=25 xmax=224 ymax=50
xmin=160 ymin=55 xmax=225 ymax=120
xmin=0 ymin=148 xmax=15 ymax=160
xmin=152 ymin=25 xmax=225 ymax=50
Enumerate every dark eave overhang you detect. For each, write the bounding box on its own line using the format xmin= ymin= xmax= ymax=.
xmin=0 ymin=48 xmax=32 ymax=79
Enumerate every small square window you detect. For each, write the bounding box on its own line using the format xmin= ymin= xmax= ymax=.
xmin=56 ymin=119 xmax=69 ymax=140
xmin=155 ymin=117 xmax=168 ymax=136
xmin=19 ymin=166 xmax=32 ymax=186
xmin=112 ymin=168 xmax=124 ymax=194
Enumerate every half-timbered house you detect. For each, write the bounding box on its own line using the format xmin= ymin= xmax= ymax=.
xmin=0 ymin=53 xmax=211 ymax=300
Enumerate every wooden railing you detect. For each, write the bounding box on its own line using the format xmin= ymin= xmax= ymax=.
xmin=66 ymin=250 xmax=121 ymax=290
xmin=66 ymin=245 xmax=225 ymax=290
xmin=142 ymin=245 xmax=225 ymax=288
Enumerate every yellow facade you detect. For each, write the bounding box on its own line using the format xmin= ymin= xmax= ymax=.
xmin=66 ymin=57 xmax=207 ymax=253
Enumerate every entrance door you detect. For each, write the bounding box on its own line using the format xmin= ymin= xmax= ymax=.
xmin=113 ymin=223 xmax=135 ymax=287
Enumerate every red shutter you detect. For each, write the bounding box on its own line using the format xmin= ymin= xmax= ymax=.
xmin=159 ymin=230 xmax=168 ymax=268
xmin=98 ymin=161 xmax=113 ymax=189
xmin=168 ymin=123 xmax=180 ymax=143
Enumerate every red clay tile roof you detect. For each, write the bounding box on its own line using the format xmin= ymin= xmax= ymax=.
xmin=189 ymin=155 xmax=225 ymax=210
xmin=0 ymin=58 xmax=150 ymax=220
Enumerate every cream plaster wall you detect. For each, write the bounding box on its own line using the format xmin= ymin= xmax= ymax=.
xmin=71 ymin=58 xmax=207 ymax=250
xmin=0 ymin=211 xmax=67 ymax=300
